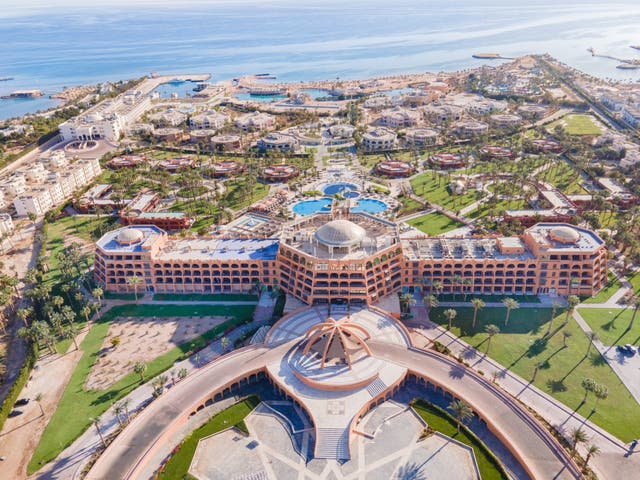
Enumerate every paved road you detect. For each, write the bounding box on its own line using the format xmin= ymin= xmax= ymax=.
xmin=85 ymin=328 xmax=581 ymax=480
xmin=408 ymin=304 xmax=640 ymax=480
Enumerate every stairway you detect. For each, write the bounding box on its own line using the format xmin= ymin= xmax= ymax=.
xmin=366 ymin=377 xmax=388 ymax=398
xmin=315 ymin=428 xmax=350 ymax=460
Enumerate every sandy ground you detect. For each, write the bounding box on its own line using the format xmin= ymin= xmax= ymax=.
xmin=0 ymin=329 xmax=89 ymax=480
xmin=85 ymin=315 xmax=230 ymax=390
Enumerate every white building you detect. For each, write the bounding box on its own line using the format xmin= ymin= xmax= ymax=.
xmin=257 ymin=133 xmax=299 ymax=152
xmin=362 ymin=127 xmax=397 ymax=151
xmin=190 ymin=110 xmax=230 ymax=129
xmin=148 ymin=109 xmax=187 ymax=127
xmin=623 ymin=107 xmax=640 ymax=128
xmin=405 ymin=127 xmax=438 ymax=147
xmin=39 ymin=150 xmax=68 ymax=170
xmin=466 ymin=99 xmax=507 ymax=116
xmin=0 ymin=213 xmax=14 ymax=236
xmin=454 ymin=120 xmax=489 ymax=138
xmin=423 ymin=104 xmax=463 ymax=124
xmin=490 ymin=113 xmax=522 ymax=129
xmin=1 ymin=174 xmax=26 ymax=198
xmin=235 ymin=111 xmax=276 ymax=132
xmin=14 ymin=188 xmax=54 ymax=217
xmin=379 ymin=107 xmax=422 ymax=128
xmin=19 ymin=162 xmax=48 ymax=184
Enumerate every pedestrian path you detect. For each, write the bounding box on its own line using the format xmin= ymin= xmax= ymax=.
xmin=407 ymin=305 xmax=640 ymax=480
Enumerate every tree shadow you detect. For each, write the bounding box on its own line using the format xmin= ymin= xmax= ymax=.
xmin=449 ymin=364 xmax=466 ymax=379
xmin=589 ymin=352 xmax=607 ymax=367
xmin=546 ymin=378 xmax=568 ymax=393
xmin=526 ymin=338 xmax=548 ymax=358
xmin=538 ymin=360 xmax=551 ymax=370
xmin=396 ymin=462 xmax=427 ymax=480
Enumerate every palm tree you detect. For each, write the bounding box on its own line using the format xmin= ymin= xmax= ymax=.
xmin=220 ymin=336 xmax=230 ymax=352
xmin=448 ymin=399 xmax=473 ymax=433
xmin=34 ymin=393 xmax=44 ymax=417
xmin=581 ymin=378 xmax=596 ymax=403
xmin=562 ymin=329 xmax=572 ymax=348
xmin=547 ymin=301 xmax=562 ymax=335
xmin=584 ymin=444 xmax=601 ymax=468
xmin=585 ymin=332 xmax=598 ymax=358
xmin=628 ymin=296 xmax=640 ymax=331
xmin=565 ymin=295 xmax=580 ymax=325
xmin=443 ymin=308 xmax=457 ymax=331
xmin=484 ymin=324 xmax=500 ymax=354
xmin=431 ymin=280 xmax=443 ymax=298
xmin=399 ymin=293 xmax=416 ymax=314
xmin=133 ymin=361 xmax=147 ymax=382
xmin=592 ymin=384 xmax=608 ymax=412
xmin=418 ymin=292 xmax=435 ymax=316
xmin=570 ymin=427 xmax=587 ymax=455
xmin=92 ymin=287 xmax=104 ymax=305
xmin=90 ymin=416 xmax=106 ymax=448
xmin=502 ymin=298 xmax=519 ymax=327
xmin=122 ymin=398 xmax=131 ymax=423
xmin=114 ymin=402 xmax=125 ymax=427
xmin=178 ymin=367 xmax=188 ymax=380
xmin=62 ymin=324 xmax=80 ymax=350
xmin=126 ymin=276 xmax=144 ymax=301
xmin=471 ymin=298 xmax=485 ymax=329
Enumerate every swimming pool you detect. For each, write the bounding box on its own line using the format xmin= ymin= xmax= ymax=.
xmin=323 ymin=182 xmax=358 ymax=195
xmin=292 ymin=197 xmax=387 ymax=216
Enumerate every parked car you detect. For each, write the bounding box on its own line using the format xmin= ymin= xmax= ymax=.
xmin=14 ymin=398 xmax=29 ymax=407
xmin=8 ymin=410 xmax=23 ymax=418
xmin=616 ymin=344 xmax=635 ymax=355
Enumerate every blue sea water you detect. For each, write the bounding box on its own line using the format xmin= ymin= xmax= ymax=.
xmin=2 ymin=0 xmax=640 ymax=120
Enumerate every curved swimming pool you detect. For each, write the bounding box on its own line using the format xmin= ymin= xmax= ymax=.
xmin=292 ymin=197 xmax=387 ymax=216
xmin=323 ymin=182 xmax=358 ymax=196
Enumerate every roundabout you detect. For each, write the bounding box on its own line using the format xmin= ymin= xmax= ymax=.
xmin=86 ymin=305 xmax=582 ymax=480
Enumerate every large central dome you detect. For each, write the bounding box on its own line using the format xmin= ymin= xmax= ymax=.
xmin=315 ymin=219 xmax=366 ymax=247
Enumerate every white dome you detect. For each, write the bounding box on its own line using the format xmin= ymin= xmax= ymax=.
xmin=116 ymin=228 xmax=144 ymax=245
xmin=549 ymin=226 xmax=580 ymax=244
xmin=315 ymin=220 xmax=366 ymax=247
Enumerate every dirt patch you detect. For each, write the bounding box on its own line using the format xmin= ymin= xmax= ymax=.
xmin=85 ymin=315 xmax=230 ymax=390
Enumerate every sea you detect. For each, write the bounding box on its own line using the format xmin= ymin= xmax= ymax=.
xmin=1 ymin=0 xmax=640 ymax=121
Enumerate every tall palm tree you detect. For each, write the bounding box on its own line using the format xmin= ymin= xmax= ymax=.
xmin=448 ymin=399 xmax=473 ymax=433
xmin=471 ymin=298 xmax=485 ymax=329
xmin=484 ymin=324 xmax=500 ymax=354
xmin=90 ymin=416 xmax=106 ymax=448
xmin=113 ymin=403 xmax=125 ymax=427
xmin=581 ymin=378 xmax=596 ymax=403
xmin=133 ymin=361 xmax=147 ymax=382
xmin=585 ymin=332 xmax=598 ymax=358
xmin=592 ymin=384 xmax=608 ymax=412
xmin=432 ymin=280 xmax=443 ymax=298
xmin=399 ymin=293 xmax=416 ymax=314
xmin=424 ymin=294 xmax=439 ymax=316
xmin=547 ymin=301 xmax=562 ymax=335
xmin=584 ymin=444 xmax=601 ymax=468
xmin=34 ymin=393 xmax=44 ymax=417
xmin=502 ymin=298 xmax=519 ymax=327
xmin=92 ymin=287 xmax=104 ymax=305
xmin=628 ymin=296 xmax=640 ymax=331
xmin=126 ymin=276 xmax=144 ymax=301
xmin=565 ymin=295 xmax=580 ymax=325
xmin=443 ymin=308 xmax=457 ymax=331
xmin=562 ymin=329 xmax=572 ymax=347
xmin=570 ymin=427 xmax=587 ymax=455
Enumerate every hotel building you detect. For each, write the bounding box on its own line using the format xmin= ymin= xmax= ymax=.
xmin=95 ymin=213 xmax=607 ymax=300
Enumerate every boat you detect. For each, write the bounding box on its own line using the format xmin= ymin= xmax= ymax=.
xmin=472 ymin=53 xmax=502 ymax=59
xmin=193 ymin=83 xmax=208 ymax=92
xmin=631 ymin=45 xmax=640 ymax=51
xmin=167 ymin=78 xmax=185 ymax=84
xmin=617 ymin=64 xmax=640 ymax=70
xmin=255 ymin=73 xmax=271 ymax=77
xmin=0 ymin=77 xmax=13 ymax=82
xmin=248 ymin=86 xmax=286 ymax=96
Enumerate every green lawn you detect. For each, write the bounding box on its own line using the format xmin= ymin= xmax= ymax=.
xmin=153 ymin=293 xmax=258 ymax=302
xmin=410 ymin=172 xmax=481 ymax=212
xmin=582 ymin=272 xmax=621 ymax=304
xmin=578 ymin=308 xmax=640 ymax=346
xmin=412 ymin=399 xmax=508 ymax=480
xmin=429 ymin=306 xmax=640 ymax=441
xmin=158 ymin=396 xmax=260 ymax=479
xmin=28 ymin=303 xmax=256 ymax=474
xmin=224 ymin=179 xmax=270 ymax=210
xmin=406 ymin=212 xmax=463 ymax=236
xmin=626 ymin=271 xmax=640 ymax=295
xmin=549 ymin=114 xmax=602 ymax=135
xmin=433 ymin=294 xmax=541 ymax=304
xmin=541 ymin=160 xmax=586 ymax=194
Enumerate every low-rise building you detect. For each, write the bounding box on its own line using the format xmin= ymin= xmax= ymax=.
xmin=235 ymin=111 xmax=276 ymax=131
xmin=490 ymin=113 xmax=522 ymax=129
xmin=423 ymin=104 xmax=463 ymax=124
xmin=453 ymin=120 xmax=489 ymax=138
xmin=379 ymin=107 xmax=421 ymax=128
xmin=211 ymin=134 xmax=242 ymax=151
xmin=405 ymin=127 xmax=438 ymax=147
xmin=362 ymin=128 xmax=397 ymax=151
xmin=0 ymin=213 xmax=14 ymax=236
xmin=517 ymin=104 xmax=548 ymax=119
xmin=257 ymin=133 xmax=299 ymax=152
xmin=622 ymin=106 xmax=640 ymax=128
xmin=189 ymin=110 xmax=230 ymax=129
xmin=14 ymin=187 xmax=53 ymax=217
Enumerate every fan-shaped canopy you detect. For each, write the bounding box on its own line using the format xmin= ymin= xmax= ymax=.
xmin=302 ymin=317 xmax=372 ymax=370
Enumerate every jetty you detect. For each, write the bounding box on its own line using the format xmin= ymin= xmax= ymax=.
xmin=1 ymin=89 xmax=44 ymax=99
xmin=0 ymin=77 xmax=13 ymax=82
xmin=472 ymin=53 xmax=513 ymax=60
xmin=588 ymin=47 xmax=640 ymax=67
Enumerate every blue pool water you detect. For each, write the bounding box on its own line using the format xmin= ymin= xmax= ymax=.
xmin=323 ymin=183 xmax=358 ymax=195
xmin=152 ymin=80 xmax=204 ymax=99
xmin=293 ymin=198 xmax=387 ymax=216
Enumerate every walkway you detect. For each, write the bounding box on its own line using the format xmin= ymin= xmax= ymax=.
xmin=406 ymin=305 xmax=640 ymax=480
xmin=32 ymin=296 xmax=273 ymax=480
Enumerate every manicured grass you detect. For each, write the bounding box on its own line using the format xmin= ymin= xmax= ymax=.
xmin=433 ymin=293 xmax=541 ymax=304
xmin=27 ymin=304 xmax=255 ymax=474
xmin=412 ymin=399 xmax=508 ymax=480
xmin=410 ymin=172 xmax=481 ymax=212
xmin=541 ymin=160 xmax=586 ymax=194
xmin=406 ymin=212 xmax=462 ymax=236
xmin=223 ymin=179 xmax=269 ymax=210
xmin=398 ymin=195 xmax=425 ymax=216
xmin=103 ymin=292 xmax=138 ymax=300
xmin=429 ymin=306 xmax=640 ymax=441
xmin=626 ymin=270 xmax=640 ymax=295
xmin=158 ymin=396 xmax=260 ymax=479
xmin=549 ymin=114 xmax=602 ymax=135
xmin=153 ymin=293 xmax=258 ymax=302
xmin=176 ymin=185 xmax=208 ymax=198
xmin=578 ymin=308 xmax=640 ymax=346
xmin=582 ymin=272 xmax=621 ymax=304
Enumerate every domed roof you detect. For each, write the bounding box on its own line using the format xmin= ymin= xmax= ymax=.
xmin=315 ymin=220 xmax=366 ymax=247
xmin=549 ymin=226 xmax=580 ymax=244
xmin=116 ymin=228 xmax=144 ymax=245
